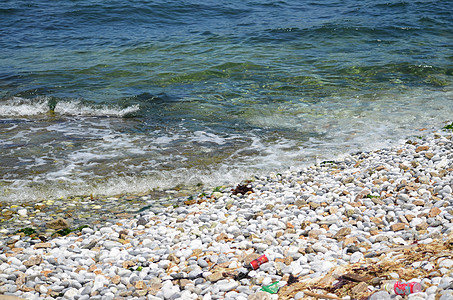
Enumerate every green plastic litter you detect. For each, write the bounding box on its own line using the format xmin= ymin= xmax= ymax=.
xmin=261 ymin=281 xmax=280 ymax=294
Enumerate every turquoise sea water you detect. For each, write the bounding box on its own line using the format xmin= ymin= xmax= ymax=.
xmin=1 ymin=0 xmax=452 ymax=202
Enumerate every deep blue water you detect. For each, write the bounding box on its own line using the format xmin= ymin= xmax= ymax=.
xmin=0 ymin=0 xmax=452 ymax=202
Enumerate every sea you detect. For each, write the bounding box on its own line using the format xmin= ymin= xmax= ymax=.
xmin=1 ymin=0 xmax=452 ymax=203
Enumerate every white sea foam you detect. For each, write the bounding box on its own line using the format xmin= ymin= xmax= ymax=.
xmin=192 ymin=131 xmax=227 ymax=144
xmin=54 ymin=100 xmax=139 ymax=117
xmin=0 ymin=97 xmax=49 ymax=116
xmin=0 ymin=97 xmax=139 ymax=117
xmin=153 ymin=134 xmax=182 ymax=144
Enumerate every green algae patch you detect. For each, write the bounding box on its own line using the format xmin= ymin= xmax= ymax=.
xmin=443 ymin=122 xmax=453 ymax=131
xmin=16 ymin=227 xmax=37 ymax=236
xmin=55 ymin=225 xmax=90 ymax=237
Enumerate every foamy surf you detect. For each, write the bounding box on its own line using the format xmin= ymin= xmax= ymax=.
xmin=1 ymin=88 xmax=452 ymax=204
xmin=0 ymin=97 xmax=140 ymax=117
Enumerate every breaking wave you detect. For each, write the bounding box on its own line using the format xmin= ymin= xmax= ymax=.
xmin=0 ymin=97 xmax=139 ymax=117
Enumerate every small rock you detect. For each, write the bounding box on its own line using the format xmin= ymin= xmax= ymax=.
xmin=399 ymin=163 xmax=410 ymax=171
xmin=134 ymin=289 xmax=148 ymax=297
xmin=170 ymin=273 xmax=185 ymax=280
xmin=111 ymin=275 xmax=121 ymax=285
xmin=312 ymin=243 xmax=328 ymax=254
xmin=64 ymin=288 xmax=79 ymax=298
xmin=439 ymin=293 xmax=453 ymax=300
xmin=82 ymin=239 xmax=98 ymax=250
xmin=425 ymin=152 xmax=434 ymax=159
xmin=418 ymin=176 xmax=430 ymax=184
xmin=212 ymin=192 xmax=223 ymax=199
xmin=17 ymin=209 xmax=27 ymax=217
xmin=215 ymin=232 xmax=229 ymax=242
xmin=122 ymin=260 xmax=135 ymax=268
xmin=346 ymin=245 xmax=360 ymax=254
xmin=413 ymin=200 xmax=425 ymax=206
xmin=244 ymin=253 xmax=260 ymax=265
xmin=439 ymin=259 xmax=453 ymax=269
xmin=350 ymin=252 xmax=364 ymax=264
xmin=429 ymin=207 xmax=441 ymax=217
xmin=295 ymin=199 xmax=306 ymax=207
xmin=217 ymin=279 xmax=238 ymax=292
xmin=369 ymin=291 xmax=391 ymax=300
xmin=370 ymin=216 xmax=384 ymax=225
xmin=197 ymin=258 xmax=209 ymax=268
xmin=342 ymin=176 xmax=355 ymax=184
xmin=416 ymin=221 xmax=429 ymax=231
xmin=23 ymin=255 xmax=42 ymax=267
xmin=148 ymin=281 xmax=163 ymax=296
xmin=135 ymin=280 xmax=147 ymax=290
xmin=207 ymin=271 xmax=223 ymax=282
xmin=352 ymin=282 xmax=369 ymax=297
xmin=178 ymin=279 xmax=192 ymax=289
xmin=415 ymin=145 xmax=429 ymax=153
xmin=248 ymin=291 xmax=272 ymax=300
xmin=333 ymin=227 xmax=351 ymax=240
xmin=422 ymin=262 xmax=435 ymax=272
xmin=80 ymin=285 xmax=91 ymax=295
xmin=104 ymin=240 xmax=121 ymax=250
xmin=253 ymin=243 xmax=268 ymax=252
xmin=167 ymin=253 xmax=180 ymax=264
xmin=137 ymin=217 xmax=148 ymax=226
xmin=391 ymin=223 xmax=406 ymax=231
xmin=162 ymin=285 xmax=177 ymax=300
xmin=46 ymin=218 xmax=69 ymax=230
xmin=34 ymin=242 xmax=52 ymax=249
xmin=15 ymin=273 xmax=26 ymax=286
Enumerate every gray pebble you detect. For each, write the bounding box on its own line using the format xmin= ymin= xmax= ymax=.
xmin=369 ymin=291 xmax=391 ymax=300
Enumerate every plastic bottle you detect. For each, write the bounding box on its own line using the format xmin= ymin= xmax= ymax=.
xmin=382 ymin=280 xmax=422 ymax=295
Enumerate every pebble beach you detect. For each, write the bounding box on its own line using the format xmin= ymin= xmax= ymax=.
xmin=1 ymin=127 xmax=453 ymax=300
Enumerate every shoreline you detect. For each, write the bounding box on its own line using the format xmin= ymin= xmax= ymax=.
xmin=1 ymin=127 xmax=453 ymax=299
xmin=0 ymin=126 xmax=445 ymax=240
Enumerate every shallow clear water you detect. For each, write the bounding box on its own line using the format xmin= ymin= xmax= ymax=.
xmin=1 ymin=0 xmax=452 ymax=202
